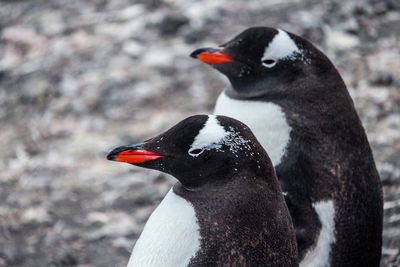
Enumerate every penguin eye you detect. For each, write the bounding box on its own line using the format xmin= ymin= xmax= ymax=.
xmin=188 ymin=148 xmax=204 ymax=157
xmin=261 ymin=59 xmax=276 ymax=68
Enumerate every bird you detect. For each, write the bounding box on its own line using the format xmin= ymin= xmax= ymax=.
xmin=107 ymin=114 xmax=298 ymax=267
xmin=190 ymin=27 xmax=383 ymax=266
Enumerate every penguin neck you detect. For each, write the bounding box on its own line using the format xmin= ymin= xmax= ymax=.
xmin=225 ymin=80 xmax=277 ymax=99
xmin=224 ymin=76 xmax=363 ymax=142
xmin=173 ymin=173 xmax=286 ymax=228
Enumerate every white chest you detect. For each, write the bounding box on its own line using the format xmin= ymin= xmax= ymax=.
xmin=128 ymin=189 xmax=200 ymax=267
xmin=214 ymin=91 xmax=291 ymax=166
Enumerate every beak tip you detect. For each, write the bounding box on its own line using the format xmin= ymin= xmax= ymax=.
xmin=190 ymin=47 xmax=218 ymax=60
xmin=106 ymin=153 xmax=116 ymax=161
xmin=190 ymin=49 xmax=201 ymax=59
xmin=107 ymin=145 xmax=130 ymax=161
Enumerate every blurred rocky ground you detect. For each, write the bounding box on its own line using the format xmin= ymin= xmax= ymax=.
xmin=0 ymin=0 xmax=399 ymax=266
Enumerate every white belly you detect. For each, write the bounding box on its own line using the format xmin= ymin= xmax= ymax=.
xmin=214 ymin=91 xmax=291 ymax=166
xmin=128 ymin=189 xmax=200 ymax=267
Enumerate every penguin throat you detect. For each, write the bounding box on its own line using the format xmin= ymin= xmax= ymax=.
xmin=226 ymin=75 xmax=290 ymax=100
xmin=226 ymin=83 xmax=266 ymax=99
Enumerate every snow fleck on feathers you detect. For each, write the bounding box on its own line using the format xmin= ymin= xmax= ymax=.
xmin=189 ymin=115 xmax=251 ymax=156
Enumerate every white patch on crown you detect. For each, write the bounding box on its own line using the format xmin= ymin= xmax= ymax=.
xmin=214 ymin=91 xmax=291 ymax=166
xmin=189 ymin=115 xmax=223 ymax=155
xmin=190 ymin=115 xmax=229 ymax=154
xmin=189 ymin=115 xmax=252 ymax=157
xmin=300 ymin=200 xmax=336 ymax=267
xmin=262 ymin=29 xmax=301 ymax=62
xmin=128 ymin=189 xmax=200 ymax=267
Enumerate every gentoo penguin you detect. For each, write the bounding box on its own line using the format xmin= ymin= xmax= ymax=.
xmin=191 ymin=27 xmax=383 ymax=266
xmin=107 ymin=115 xmax=298 ymax=266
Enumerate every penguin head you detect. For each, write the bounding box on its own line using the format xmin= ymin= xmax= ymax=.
xmin=191 ymin=27 xmax=334 ymax=98
xmin=107 ymin=115 xmax=273 ymax=189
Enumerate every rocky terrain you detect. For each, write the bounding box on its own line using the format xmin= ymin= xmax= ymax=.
xmin=0 ymin=0 xmax=399 ymax=266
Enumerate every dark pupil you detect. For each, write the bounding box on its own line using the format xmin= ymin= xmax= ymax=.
xmin=263 ymin=59 xmax=275 ymax=65
xmin=190 ymin=149 xmax=203 ymax=154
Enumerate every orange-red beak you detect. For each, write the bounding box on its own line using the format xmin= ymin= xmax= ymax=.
xmin=190 ymin=48 xmax=234 ymax=64
xmin=107 ymin=146 xmax=164 ymax=164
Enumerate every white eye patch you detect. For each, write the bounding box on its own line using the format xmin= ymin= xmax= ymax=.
xmin=189 ymin=115 xmax=251 ymax=157
xmin=261 ymin=29 xmax=301 ymax=65
xmin=189 ymin=115 xmax=228 ymax=157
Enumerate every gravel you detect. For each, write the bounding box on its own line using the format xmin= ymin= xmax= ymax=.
xmin=0 ymin=0 xmax=399 ymax=266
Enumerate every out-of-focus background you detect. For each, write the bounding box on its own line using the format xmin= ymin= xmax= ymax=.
xmin=0 ymin=0 xmax=399 ymax=266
